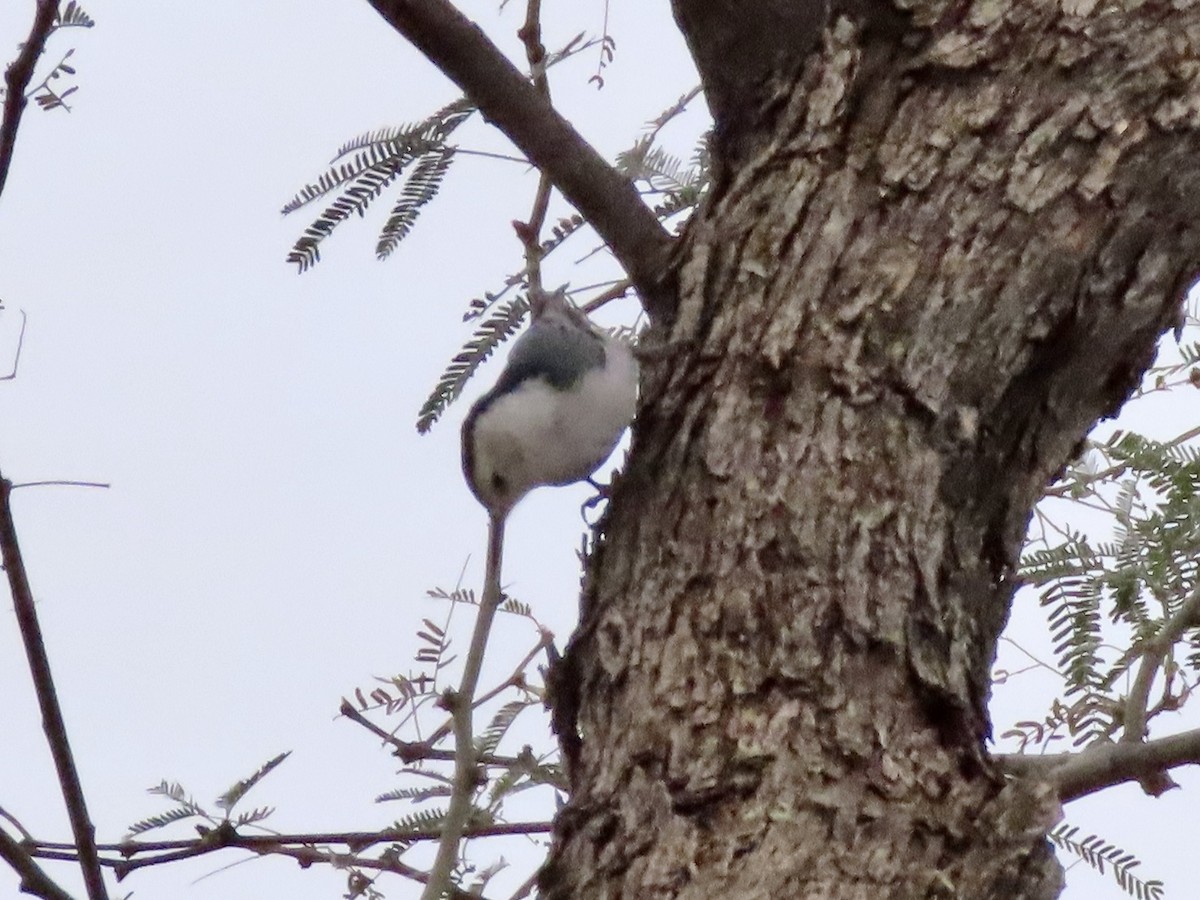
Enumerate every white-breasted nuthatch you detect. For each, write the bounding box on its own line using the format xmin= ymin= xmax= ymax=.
xmin=461 ymin=288 xmax=638 ymax=517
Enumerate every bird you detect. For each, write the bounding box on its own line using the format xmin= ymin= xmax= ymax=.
xmin=461 ymin=287 xmax=639 ymax=518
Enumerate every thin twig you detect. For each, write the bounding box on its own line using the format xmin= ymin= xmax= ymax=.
xmin=590 ymin=0 xmax=613 ymax=88
xmin=0 ymin=805 xmax=34 ymax=842
xmin=422 ymin=512 xmax=507 ymax=900
xmin=23 ymin=48 xmax=79 ymax=111
xmin=581 ymin=279 xmax=632 ymax=314
xmin=243 ymin=843 xmax=480 ymax=899
xmin=0 ymin=0 xmax=57 ymax=200
xmin=515 ymin=0 xmax=553 ymax=301
xmin=1 ymin=476 xmax=108 ymax=900
xmin=454 ymin=147 xmax=531 ymax=166
xmin=1 ymin=309 xmax=28 ymax=380
xmin=506 ymin=866 xmax=541 ymax=900
xmin=11 ymin=481 xmax=111 ymax=490
xmin=472 ymin=632 xmax=552 ymax=712
xmin=997 ymin=636 xmax=1062 ymax=679
xmin=417 ymin=597 xmax=552 ymax=748
xmin=339 ymin=700 xmax=524 ymax=767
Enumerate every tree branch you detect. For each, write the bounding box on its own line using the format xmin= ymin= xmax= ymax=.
xmin=514 ymin=0 xmax=552 ymax=301
xmin=241 ymin=841 xmax=481 ymax=900
xmin=29 ymin=820 xmax=552 ymax=858
xmin=0 ymin=0 xmax=57 ymax=200
xmin=0 ymin=477 xmax=108 ymax=900
xmin=339 ymin=699 xmax=524 ymax=767
xmin=1122 ymin=586 xmax=1200 ymax=748
xmin=0 ymin=829 xmax=74 ymax=900
xmin=361 ymin=0 xmax=674 ymax=316
xmin=1044 ymin=424 xmax=1200 ymax=499
xmin=421 ymin=511 xmax=507 ymax=900
xmin=28 ymin=819 xmax=552 ymax=895
xmin=998 ymin=727 xmax=1200 ymax=802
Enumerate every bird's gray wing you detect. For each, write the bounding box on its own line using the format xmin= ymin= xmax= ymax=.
xmin=493 ymin=318 xmax=607 ymax=394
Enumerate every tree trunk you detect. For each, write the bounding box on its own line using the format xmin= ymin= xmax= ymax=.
xmin=543 ymin=2 xmax=1200 ymax=897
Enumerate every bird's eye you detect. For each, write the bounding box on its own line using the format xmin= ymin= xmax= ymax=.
xmin=491 ymin=472 xmax=507 ymax=493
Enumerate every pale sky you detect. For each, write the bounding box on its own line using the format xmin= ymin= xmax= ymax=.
xmin=0 ymin=3 xmax=1195 ymax=899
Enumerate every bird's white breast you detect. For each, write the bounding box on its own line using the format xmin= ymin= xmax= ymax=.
xmin=470 ymin=336 xmax=638 ymax=501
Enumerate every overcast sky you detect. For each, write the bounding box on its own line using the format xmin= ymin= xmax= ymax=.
xmin=0 ymin=3 xmax=1196 ymax=899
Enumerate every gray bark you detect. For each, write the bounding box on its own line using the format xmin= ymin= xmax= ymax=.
xmin=542 ymin=2 xmax=1200 ymax=897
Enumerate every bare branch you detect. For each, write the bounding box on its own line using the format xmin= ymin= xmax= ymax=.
xmin=0 ymin=0 xmax=57 ymax=200
xmin=422 ymin=512 xmax=507 ymax=900
xmin=362 ymin=0 xmax=675 ymax=315
xmin=1123 ymin=586 xmax=1200 ymax=745
xmin=0 ymin=829 xmax=74 ymax=900
xmin=30 ymin=820 xmax=552 ymax=857
xmin=515 ymin=0 xmax=552 ymax=300
xmin=998 ymin=727 xmax=1200 ymax=802
xmin=339 ymin=699 xmax=524 ymax=767
xmin=243 ymin=842 xmax=481 ymax=899
xmin=11 ymin=481 xmax=110 ymax=490
xmin=29 ymin=818 xmax=552 ymax=893
xmin=580 ymin=279 xmax=631 ymax=314
xmin=0 ymin=476 xmax=108 ymax=900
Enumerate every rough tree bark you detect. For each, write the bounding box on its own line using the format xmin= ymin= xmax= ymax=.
xmin=537 ymin=2 xmax=1200 ymax=898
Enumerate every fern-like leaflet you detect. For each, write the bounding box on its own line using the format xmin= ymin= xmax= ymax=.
xmin=283 ymin=100 xmax=474 ymax=271
xmin=125 ymin=753 xmax=291 ymax=838
xmin=477 ymin=700 xmax=532 ymax=757
xmin=126 ymin=780 xmax=211 ymax=837
xmin=375 ymin=785 xmax=453 ymax=804
xmin=1049 ymin=824 xmax=1164 ymax=899
xmin=55 ymin=1 xmax=95 ymax=28
xmin=216 ymin=750 xmax=291 ymax=811
xmin=416 ymin=295 xmax=530 ymax=433
xmin=125 ymin=804 xmax=203 ymax=838
xmin=376 ymin=147 xmax=456 ymax=260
